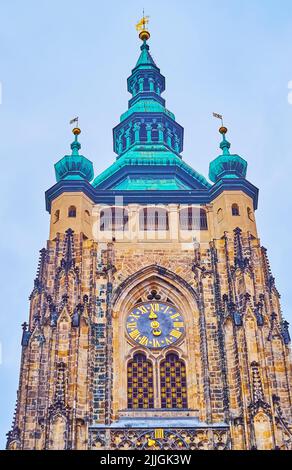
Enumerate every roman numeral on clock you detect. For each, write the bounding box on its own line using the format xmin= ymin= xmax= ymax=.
xmin=137 ymin=305 xmax=148 ymax=314
xmin=139 ymin=336 xmax=149 ymax=346
xmin=150 ymin=303 xmax=159 ymax=312
xmin=170 ymin=329 xmax=182 ymax=339
xmin=129 ymin=329 xmax=141 ymax=340
xmin=170 ymin=313 xmax=180 ymax=319
xmin=130 ymin=313 xmax=140 ymax=320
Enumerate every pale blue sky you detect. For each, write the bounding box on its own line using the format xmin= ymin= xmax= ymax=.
xmin=1 ymin=0 xmax=292 ymax=448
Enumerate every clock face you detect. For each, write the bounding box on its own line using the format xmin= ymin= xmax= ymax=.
xmin=126 ymin=302 xmax=185 ymax=350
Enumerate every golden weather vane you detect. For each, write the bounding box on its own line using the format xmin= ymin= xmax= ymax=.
xmin=136 ymin=9 xmax=150 ymax=32
xmin=136 ymin=10 xmax=150 ymax=41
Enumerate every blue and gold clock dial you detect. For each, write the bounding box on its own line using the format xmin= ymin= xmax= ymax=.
xmin=126 ymin=302 xmax=185 ymax=349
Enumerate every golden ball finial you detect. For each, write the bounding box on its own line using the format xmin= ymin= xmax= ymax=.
xmin=72 ymin=127 xmax=81 ymax=136
xmin=139 ymin=30 xmax=150 ymax=41
xmin=219 ymin=126 xmax=228 ymax=135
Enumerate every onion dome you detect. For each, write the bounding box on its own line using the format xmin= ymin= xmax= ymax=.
xmin=209 ymin=126 xmax=247 ymax=183
xmin=54 ymin=128 xmax=94 ymax=182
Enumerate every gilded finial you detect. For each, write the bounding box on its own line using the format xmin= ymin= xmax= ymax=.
xmin=212 ymin=113 xmax=230 ymax=153
xmin=72 ymin=127 xmax=81 ymax=136
xmin=136 ymin=10 xmax=150 ymax=41
xmin=213 ymin=112 xmax=228 ymax=137
xmin=219 ymin=126 xmax=228 ymax=135
xmin=69 ymin=117 xmax=81 ymax=136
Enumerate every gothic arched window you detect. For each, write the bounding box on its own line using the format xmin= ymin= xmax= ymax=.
xmin=247 ymin=207 xmax=254 ymax=221
xmin=139 ymin=207 xmax=169 ymax=231
xmin=127 ymin=353 xmax=154 ymax=409
xmin=217 ymin=208 xmax=223 ymax=223
xmin=232 ymin=203 xmax=240 ymax=216
xmin=100 ymin=207 xmax=129 ymax=231
xmin=53 ymin=209 xmax=60 ymax=224
xmin=68 ymin=206 xmax=76 ymax=218
xmin=160 ymin=353 xmax=187 ymax=409
xmin=179 ymin=207 xmax=208 ymax=230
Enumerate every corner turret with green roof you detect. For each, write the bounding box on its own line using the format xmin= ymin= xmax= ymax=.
xmin=54 ymin=127 xmax=94 ymax=182
xmin=209 ymin=126 xmax=247 ymax=183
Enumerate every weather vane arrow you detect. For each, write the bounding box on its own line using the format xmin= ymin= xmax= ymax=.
xmin=213 ymin=112 xmax=224 ymax=127
xmin=136 ymin=10 xmax=150 ymax=32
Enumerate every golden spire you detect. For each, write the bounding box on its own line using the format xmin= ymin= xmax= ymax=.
xmin=136 ymin=10 xmax=150 ymax=41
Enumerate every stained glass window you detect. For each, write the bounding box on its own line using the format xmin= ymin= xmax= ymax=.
xmin=127 ymin=353 xmax=154 ymax=409
xmin=160 ymin=353 xmax=187 ymax=409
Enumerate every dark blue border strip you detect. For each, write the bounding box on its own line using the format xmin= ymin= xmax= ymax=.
xmin=45 ymin=178 xmax=259 ymax=212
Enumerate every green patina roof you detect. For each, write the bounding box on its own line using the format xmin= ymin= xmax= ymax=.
xmin=53 ymin=39 xmax=248 ymax=194
xmin=55 ymin=133 xmax=94 ymax=182
xmin=92 ymin=146 xmax=211 ymax=189
xmin=208 ymin=132 xmax=247 ymax=183
xmin=120 ymin=99 xmax=175 ymax=122
xmin=209 ymin=154 xmax=247 ymax=182
xmin=112 ymin=177 xmax=191 ymax=190
xmin=135 ymin=43 xmax=157 ymax=68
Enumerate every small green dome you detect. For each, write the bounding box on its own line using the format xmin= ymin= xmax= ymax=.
xmin=209 ymin=130 xmax=247 ymax=183
xmin=54 ymin=131 xmax=94 ymax=182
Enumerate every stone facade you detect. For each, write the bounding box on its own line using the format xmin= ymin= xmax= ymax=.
xmin=6 ymin=197 xmax=292 ymax=450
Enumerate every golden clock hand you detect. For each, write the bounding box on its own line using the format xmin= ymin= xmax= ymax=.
xmin=149 ymin=310 xmax=158 ymax=320
xmin=153 ymin=329 xmax=162 ymax=337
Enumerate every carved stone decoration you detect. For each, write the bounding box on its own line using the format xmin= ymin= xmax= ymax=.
xmin=47 ymin=362 xmax=70 ymax=450
xmin=21 ymin=322 xmax=31 ymax=346
xmin=146 ymin=289 xmax=161 ymax=301
xmin=90 ymin=431 xmax=107 ymax=449
xmin=48 ymin=415 xmax=68 ymax=450
xmin=281 ymin=320 xmax=291 ymax=345
xmin=254 ymin=301 xmax=264 ymax=327
xmin=248 ymin=362 xmax=274 ymax=449
xmin=273 ymin=395 xmax=292 ymax=450
xmin=267 ymin=312 xmax=283 ymax=342
xmin=250 ymin=361 xmax=264 ymax=403
xmin=6 ymin=426 xmax=21 ymax=450
xmin=48 ymin=363 xmax=70 ymax=419
xmin=89 ymin=428 xmax=231 ymax=450
xmin=234 ymin=228 xmax=250 ymax=270
xmin=7 ymin=216 xmax=292 ymax=450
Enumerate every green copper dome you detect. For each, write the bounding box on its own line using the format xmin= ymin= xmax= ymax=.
xmin=92 ymin=146 xmax=211 ymax=190
xmin=92 ymin=34 xmax=211 ymax=191
xmin=55 ymin=130 xmax=94 ymax=182
xmin=209 ymin=129 xmax=247 ymax=183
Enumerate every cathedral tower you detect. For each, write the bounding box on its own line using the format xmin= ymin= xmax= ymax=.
xmin=7 ymin=25 xmax=292 ymax=451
